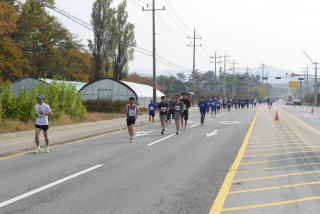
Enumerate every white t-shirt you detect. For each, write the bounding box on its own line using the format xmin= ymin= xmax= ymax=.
xmin=35 ymin=103 xmax=52 ymax=126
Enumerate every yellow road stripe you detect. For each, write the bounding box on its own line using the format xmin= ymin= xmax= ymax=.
xmin=246 ymin=145 xmax=320 ymax=153
xmin=222 ymin=196 xmax=320 ymax=212
xmin=237 ymin=162 xmax=320 ymax=173
xmin=0 ymin=152 xmax=29 ymax=161
xmin=208 ymin=110 xmax=259 ymax=214
xmin=233 ymin=170 xmax=320 ymax=183
xmin=245 ymin=149 xmax=320 ymax=158
xmin=281 ymin=110 xmax=320 ymax=136
xmin=247 ymin=143 xmax=310 ymax=148
xmin=229 ymin=181 xmax=320 ymax=194
xmin=241 ymin=156 xmax=320 ymax=165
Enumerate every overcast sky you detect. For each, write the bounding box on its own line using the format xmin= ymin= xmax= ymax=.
xmin=52 ymin=0 xmax=320 ymax=76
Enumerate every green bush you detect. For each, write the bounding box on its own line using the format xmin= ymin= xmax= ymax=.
xmin=0 ymin=80 xmax=87 ymax=121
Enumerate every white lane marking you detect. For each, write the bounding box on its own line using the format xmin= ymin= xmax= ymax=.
xmin=134 ymin=130 xmax=154 ymax=138
xmin=191 ymin=123 xmax=201 ymax=128
xmin=0 ymin=164 xmax=103 ymax=208
xmin=220 ymin=121 xmax=241 ymax=125
xmin=206 ymin=130 xmax=219 ymax=138
xmin=147 ymin=134 xmax=176 ymax=147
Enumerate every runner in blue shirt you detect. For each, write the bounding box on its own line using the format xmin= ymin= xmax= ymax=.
xmin=198 ymin=96 xmax=208 ymax=126
xmin=210 ymin=97 xmax=218 ymax=118
xmin=227 ymin=98 xmax=232 ymax=112
xmin=148 ymin=100 xmax=157 ymax=125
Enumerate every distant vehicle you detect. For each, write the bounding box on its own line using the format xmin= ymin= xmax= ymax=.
xmin=293 ymin=99 xmax=302 ymax=106
xmin=285 ymin=94 xmax=294 ymax=105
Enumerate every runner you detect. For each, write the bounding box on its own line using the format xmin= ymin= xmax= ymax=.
xmin=234 ymin=98 xmax=238 ymax=110
xmin=227 ymin=98 xmax=232 ymax=112
xmin=180 ymin=93 xmax=191 ymax=131
xmin=158 ymin=96 xmax=169 ymax=135
xmin=198 ymin=96 xmax=208 ymax=126
xmin=217 ymin=97 xmax=221 ymax=113
xmin=210 ymin=97 xmax=218 ymax=118
xmin=166 ymin=96 xmax=173 ymax=126
xmin=148 ymin=100 xmax=157 ymax=125
xmin=172 ymin=95 xmax=184 ymax=135
xmin=34 ymin=95 xmax=52 ymax=154
xmin=122 ymin=97 xmax=139 ymax=143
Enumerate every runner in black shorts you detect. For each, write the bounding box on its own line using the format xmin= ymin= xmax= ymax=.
xmin=158 ymin=96 xmax=169 ymax=135
xmin=122 ymin=97 xmax=139 ymax=143
xmin=180 ymin=93 xmax=191 ymax=131
xmin=172 ymin=95 xmax=184 ymax=135
xmin=166 ymin=96 xmax=173 ymax=126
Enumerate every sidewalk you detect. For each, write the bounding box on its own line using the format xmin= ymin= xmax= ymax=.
xmin=0 ymin=114 xmax=151 ymax=157
xmin=212 ymin=106 xmax=320 ymax=213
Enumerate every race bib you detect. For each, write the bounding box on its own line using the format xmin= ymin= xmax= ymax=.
xmin=149 ymin=107 xmax=155 ymax=111
xmin=161 ymin=107 xmax=167 ymax=112
xmin=128 ymin=109 xmax=136 ymax=117
xmin=175 ymin=106 xmax=181 ymax=111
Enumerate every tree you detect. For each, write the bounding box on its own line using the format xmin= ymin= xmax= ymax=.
xmin=0 ymin=2 xmax=23 ymax=82
xmin=89 ymin=0 xmax=117 ymax=80
xmin=0 ymin=37 xmax=24 ymax=82
xmin=0 ymin=1 xmax=17 ymax=36
xmin=112 ymin=0 xmax=135 ymax=80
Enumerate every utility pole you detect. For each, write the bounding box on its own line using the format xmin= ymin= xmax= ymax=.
xmin=261 ymin=64 xmax=265 ymax=86
xmin=210 ymin=51 xmax=221 ymax=95
xmin=188 ymin=28 xmax=201 ymax=93
xmin=246 ymin=65 xmax=251 ymax=97
xmin=221 ymin=51 xmax=230 ymax=97
xmin=231 ymin=59 xmax=238 ymax=97
xmin=315 ymin=61 xmax=318 ymax=105
xmin=142 ymin=1 xmax=165 ymax=102
xmin=302 ymin=51 xmax=319 ymax=106
xmin=219 ymin=67 xmax=223 ymax=97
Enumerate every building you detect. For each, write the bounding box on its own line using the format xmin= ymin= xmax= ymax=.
xmin=11 ymin=77 xmax=87 ymax=96
xmin=12 ymin=77 xmax=48 ymax=96
xmin=78 ymin=78 xmax=165 ymax=107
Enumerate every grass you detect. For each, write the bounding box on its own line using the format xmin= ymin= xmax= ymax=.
xmin=0 ymin=112 xmax=124 ymax=134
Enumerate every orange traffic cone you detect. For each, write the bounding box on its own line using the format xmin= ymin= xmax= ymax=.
xmin=311 ymin=108 xmax=314 ymax=114
xmin=275 ymin=111 xmax=279 ymax=121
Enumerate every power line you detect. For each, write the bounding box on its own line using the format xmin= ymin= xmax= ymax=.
xmin=164 ymin=0 xmax=193 ymax=33
xmin=41 ymin=2 xmax=191 ymax=75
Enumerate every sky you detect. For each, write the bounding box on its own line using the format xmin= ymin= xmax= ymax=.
xmin=52 ymin=0 xmax=320 ymax=76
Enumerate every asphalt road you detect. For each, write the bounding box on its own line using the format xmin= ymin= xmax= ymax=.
xmin=0 ymin=107 xmax=257 ymax=214
xmin=280 ymin=104 xmax=320 ymax=130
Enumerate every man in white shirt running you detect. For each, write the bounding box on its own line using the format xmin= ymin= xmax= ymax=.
xmin=34 ymin=95 xmax=52 ymax=153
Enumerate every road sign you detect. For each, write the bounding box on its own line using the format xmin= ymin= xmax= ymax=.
xmin=289 ymin=81 xmax=300 ymax=88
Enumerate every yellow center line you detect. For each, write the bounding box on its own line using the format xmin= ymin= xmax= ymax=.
xmin=281 ymin=109 xmax=320 ymax=136
xmin=246 ymin=145 xmax=320 ymax=153
xmin=229 ymin=180 xmax=320 ymax=194
xmin=0 ymin=152 xmax=29 ymax=161
xmin=237 ymin=162 xmax=320 ymax=173
xmin=241 ymin=155 xmax=320 ymax=165
xmin=245 ymin=149 xmax=320 ymax=158
xmin=222 ymin=196 xmax=320 ymax=212
xmin=247 ymin=143 xmax=312 ymax=148
xmin=208 ymin=110 xmax=259 ymax=214
xmin=233 ymin=170 xmax=320 ymax=183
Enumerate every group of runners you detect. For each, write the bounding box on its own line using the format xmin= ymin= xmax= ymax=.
xmin=33 ymin=94 xmax=260 ymax=152
xmin=122 ymin=94 xmax=259 ymax=143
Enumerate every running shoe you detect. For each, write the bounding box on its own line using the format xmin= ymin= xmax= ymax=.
xmin=34 ymin=147 xmax=41 ymax=154
xmin=176 ymin=131 xmax=179 ymax=135
xmin=44 ymin=146 xmax=50 ymax=153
